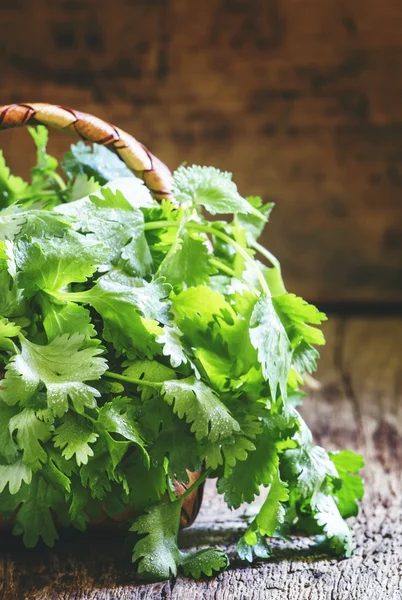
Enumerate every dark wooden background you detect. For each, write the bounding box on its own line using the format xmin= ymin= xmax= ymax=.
xmin=1 ymin=0 xmax=402 ymax=303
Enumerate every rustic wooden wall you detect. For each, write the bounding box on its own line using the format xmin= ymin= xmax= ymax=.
xmin=1 ymin=0 xmax=402 ymax=302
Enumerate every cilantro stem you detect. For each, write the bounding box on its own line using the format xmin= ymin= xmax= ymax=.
xmin=209 ymin=258 xmax=259 ymax=296
xmin=105 ymin=371 xmax=163 ymax=389
xmin=50 ymin=172 xmax=67 ymax=191
xmin=252 ymin=241 xmax=281 ymax=273
xmin=144 ymin=220 xmax=270 ymax=296
xmin=176 ymin=467 xmax=212 ymax=503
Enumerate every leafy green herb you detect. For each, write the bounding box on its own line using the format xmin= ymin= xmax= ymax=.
xmin=0 ymin=135 xmax=363 ymax=580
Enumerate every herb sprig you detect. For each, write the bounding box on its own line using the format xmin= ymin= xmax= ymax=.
xmin=0 ymin=130 xmax=364 ymax=580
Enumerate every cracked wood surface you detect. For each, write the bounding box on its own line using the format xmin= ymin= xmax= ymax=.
xmin=0 ymin=316 xmax=401 ymax=599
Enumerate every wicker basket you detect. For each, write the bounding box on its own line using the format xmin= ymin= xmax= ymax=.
xmin=0 ymin=102 xmax=204 ymax=530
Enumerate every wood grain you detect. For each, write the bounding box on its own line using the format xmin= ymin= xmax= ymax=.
xmin=0 ymin=0 xmax=402 ymax=301
xmin=0 ymin=317 xmax=401 ymax=599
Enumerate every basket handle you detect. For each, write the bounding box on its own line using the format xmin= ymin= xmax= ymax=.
xmin=0 ymin=102 xmax=173 ymax=201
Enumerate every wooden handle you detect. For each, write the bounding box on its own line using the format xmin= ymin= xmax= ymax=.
xmin=0 ymin=102 xmax=173 ymax=201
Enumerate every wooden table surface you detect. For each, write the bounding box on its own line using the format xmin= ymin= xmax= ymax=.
xmin=0 ymin=317 xmax=401 ymax=600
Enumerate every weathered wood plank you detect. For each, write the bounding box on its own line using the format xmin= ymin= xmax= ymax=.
xmin=0 ymin=317 xmax=400 ymax=599
xmin=1 ymin=0 xmax=402 ymax=301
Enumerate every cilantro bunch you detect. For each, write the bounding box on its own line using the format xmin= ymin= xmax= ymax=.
xmin=0 ymin=128 xmax=364 ymax=581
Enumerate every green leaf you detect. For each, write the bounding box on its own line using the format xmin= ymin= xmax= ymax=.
xmin=70 ymin=174 xmax=100 ymax=201
xmin=292 ymin=341 xmax=320 ymax=375
xmin=39 ymin=296 xmax=98 ymax=344
xmin=0 ymin=151 xmax=29 ymax=207
xmin=173 ymin=166 xmax=265 ymax=220
xmin=0 ymin=458 xmax=32 ymax=494
xmin=273 ymin=294 xmax=326 ymax=347
xmin=131 ymin=501 xmax=181 ymax=580
xmin=0 ymin=207 xmax=26 ymax=242
xmin=124 ymin=453 xmax=166 ymax=511
xmin=131 ymin=500 xmax=230 ymax=580
xmin=60 ymin=271 xmax=169 ymax=357
xmin=243 ymin=471 xmax=289 ymax=545
xmin=0 ymin=402 xmax=19 ymax=463
xmin=97 ymin=396 xmax=148 ymax=458
xmin=28 ymin=126 xmax=62 ymax=194
xmin=329 ymin=450 xmax=364 ymax=518
xmin=157 ymin=229 xmax=211 ymax=288
xmin=249 ymin=294 xmax=292 ymax=401
xmin=217 ymin=424 xmax=279 ymax=508
xmin=237 ymin=532 xmax=271 ymax=563
xmin=57 ymin=187 xmax=152 ymax=276
xmin=62 ymin=142 xmax=135 ymax=183
xmin=179 ymin=548 xmax=229 ymax=579
xmin=162 ymin=377 xmax=240 ymax=442
xmin=282 ymin=442 xmax=338 ymax=498
xmin=13 ymin=475 xmax=61 ymax=547
xmin=172 ymin=285 xmax=235 ymax=326
xmin=236 ymin=196 xmax=274 ymax=244
xmin=312 ymin=492 xmax=353 ymax=557
xmin=14 ymin=212 xmax=98 ymax=296
xmin=9 ymin=408 xmax=51 ymax=469
xmin=156 ymin=325 xmax=188 ymax=368
xmin=0 ymin=334 xmax=107 ymax=416
xmin=0 ymin=316 xmax=20 ymax=351
xmin=53 ymin=414 xmax=98 ymax=466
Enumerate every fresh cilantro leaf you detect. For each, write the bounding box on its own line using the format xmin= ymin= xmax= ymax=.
xmin=0 ymin=207 xmax=26 ymax=241
xmin=329 ymin=450 xmax=365 ymax=518
xmin=156 ymin=325 xmax=188 ymax=368
xmin=131 ymin=501 xmax=181 ymax=580
xmin=0 ymin=317 xmax=20 ymax=351
xmin=0 ymin=458 xmax=32 ymax=494
xmin=172 ymin=285 xmax=235 ymax=325
xmin=62 ymin=142 xmax=135 ymax=184
xmin=97 ymin=396 xmax=148 ymax=458
xmin=282 ymin=441 xmax=338 ymax=499
xmin=39 ymin=296 xmax=98 ymax=344
xmin=157 ymin=229 xmax=211 ymax=288
xmin=292 ymin=341 xmax=320 ymax=375
xmin=53 ymin=414 xmax=98 ymax=466
xmin=1 ymin=334 xmax=107 ymax=416
xmin=28 ymin=126 xmax=63 ymax=198
xmin=151 ymin=416 xmax=201 ymax=482
xmin=124 ymin=453 xmax=167 ymax=511
xmin=273 ymin=294 xmax=327 ymax=347
xmin=217 ymin=424 xmax=279 ymax=508
xmin=162 ymin=377 xmax=240 ymax=442
xmin=243 ymin=470 xmax=289 ymax=545
xmin=179 ymin=548 xmax=229 ymax=579
xmin=57 ymin=188 xmax=152 ymax=276
xmin=0 ymin=402 xmax=19 ymax=463
xmin=131 ymin=501 xmax=229 ymax=580
xmin=237 ymin=532 xmax=270 ymax=562
xmin=70 ymin=174 xmax=100 ymax=201
xmin=9 ymin=408 xmax=51 ymax=469
xmin=59 ymin=271 xmax=169 ymax=357
xmin=249 ymin=294 xmax=292 ymax=401
xmin=0 ymin=141 xmax=361 ymax=579
xmin=173 ymin=166 xmax=265 ymax=220
xmin=312 ymin=492 xmax=353 ymax=557
xmin=236 ymin=196 xmax=274 ymax=244
xmin=13 ymin=475 xmax=61 ymax=547
xmin=0 ymin=151 xmax=29 ymax=207
xmin=15 ymin=211 xmax=98 ymax=298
